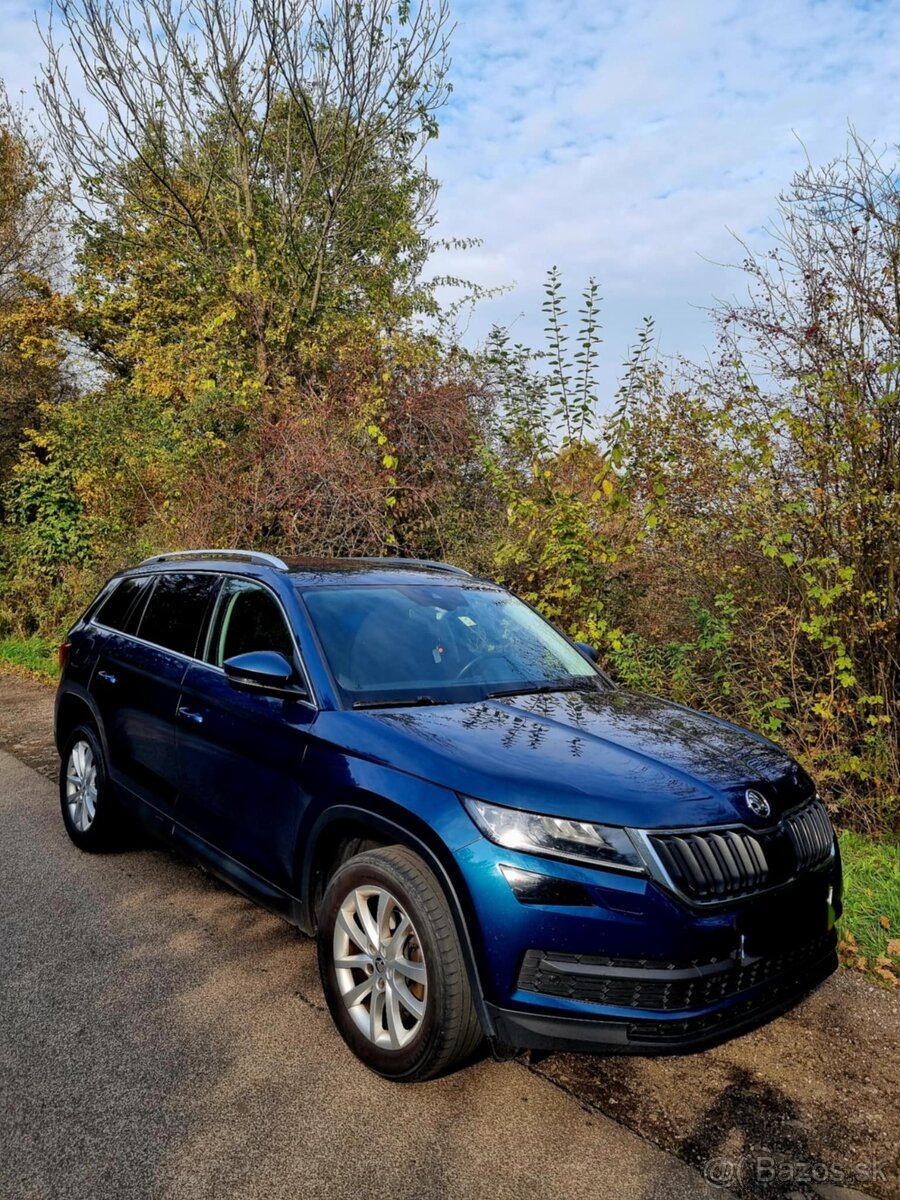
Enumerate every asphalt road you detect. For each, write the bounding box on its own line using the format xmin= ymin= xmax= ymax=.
xmin=0 ymin=747 xmax=724 ymax=1200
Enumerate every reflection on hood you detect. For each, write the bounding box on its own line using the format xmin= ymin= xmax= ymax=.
xmin=349 ymin=688 xmax=811 ymax=829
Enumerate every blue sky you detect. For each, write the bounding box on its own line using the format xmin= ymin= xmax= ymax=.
xmin=426 ymin=0 xmax=900 ymax=388
xmin=3 ymin=0 xmax=900 ymax=393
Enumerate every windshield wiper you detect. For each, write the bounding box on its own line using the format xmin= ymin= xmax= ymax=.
xmin=486 ymin=680 xmax=601 ymax=700
xmin=352 ymin=695 xmax=445 ymax=710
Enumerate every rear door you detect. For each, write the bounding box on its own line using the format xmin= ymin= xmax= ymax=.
xmin=92 ymin=571 xmax=221 ymax=828
xmin=175 ymin=577 xmax=317 ymax=895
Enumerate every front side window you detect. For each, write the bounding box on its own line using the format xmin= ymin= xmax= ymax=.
xmin=206 ymin=579 xmax=295 ymax=667
xmin=136 ymin=573 xmax=221 ymax=657
xmin=300 ymin=583 xmax=606 ymax=708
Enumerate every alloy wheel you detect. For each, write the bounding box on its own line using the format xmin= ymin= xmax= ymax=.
xmin=332 ymin=885 xmax=428 ymax=1050
xmin=65 ymin=739 xmax=98 ymax=833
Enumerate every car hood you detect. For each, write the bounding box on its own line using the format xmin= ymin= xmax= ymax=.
xmin=320 ymin=688 xmax=813 ymax=830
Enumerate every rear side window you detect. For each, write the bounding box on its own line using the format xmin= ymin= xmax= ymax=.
xmin=94 ymin=576 xmax=152 ymax=635
xmin=206 ymin=579 xmax=295 ymax=666
xmin=137 ymin=573 xmax=221 ymax=658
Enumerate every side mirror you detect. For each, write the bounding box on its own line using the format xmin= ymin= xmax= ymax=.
xmin=223 ymin=651 xmax=304 ymax=698
xmin=575 ymin=641 xmax=600 ymax=664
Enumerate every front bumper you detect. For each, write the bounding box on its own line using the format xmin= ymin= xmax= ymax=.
xmin=486 ymin=932 xmax=837 ymax=1054
xmin=456 ymin=834 xmax=842 ymax=1054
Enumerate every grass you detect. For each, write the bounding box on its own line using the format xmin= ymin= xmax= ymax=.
xmin=0 ymin=636 xmax=60 ymax=682
xmin=838 ymin=829 xmax=900 ymax=985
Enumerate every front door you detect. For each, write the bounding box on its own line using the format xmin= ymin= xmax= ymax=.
xmin=175 ymin=577 xmax=317 ymax=896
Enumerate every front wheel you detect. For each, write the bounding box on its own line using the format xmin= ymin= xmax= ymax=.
xmin=317 ymin=845 xmax=482 ymax=1081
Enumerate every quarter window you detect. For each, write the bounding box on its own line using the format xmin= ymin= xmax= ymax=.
xmin=94 ymin=576 xmax=152 ymax=634
xmin=136 ymin=573 xmax=221 ymax=658
xmin=206 ymin=579 xmax=295 ymax=667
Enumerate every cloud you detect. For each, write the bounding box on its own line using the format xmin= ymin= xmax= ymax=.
xmin=427 ymin=0 xmax=900 ymax=390
xmin=2 ymin=0 xmax=899 ymax=393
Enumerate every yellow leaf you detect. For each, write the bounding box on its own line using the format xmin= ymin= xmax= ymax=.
xmin=602 ymin=477 xmax=614 ymax=496
xmin=880 ymin=915 xmax=891 ymax=930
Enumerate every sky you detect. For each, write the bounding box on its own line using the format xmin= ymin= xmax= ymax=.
xmin=425 ymin=0 xmax=900 ymax=388
xmin=2 ymin=0 xmax=900 ymax=393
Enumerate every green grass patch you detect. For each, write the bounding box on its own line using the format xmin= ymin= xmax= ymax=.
xmin=838 ymin=828 xmax=900 ymax=985
xmin=0 ymin=637 xmax=60 ymax=682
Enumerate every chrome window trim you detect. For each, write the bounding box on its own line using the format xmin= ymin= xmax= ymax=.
xmin=90 ymin=569 xmax=318 ymax=710
xmin=89 ymin=621 xmax=196 ymax=665
xmin=90 ymin=573 xmax=157 ymax=641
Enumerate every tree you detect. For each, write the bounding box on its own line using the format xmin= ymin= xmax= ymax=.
xmin=616 ymin=136 xmax=899 ymax=828
xmin=0 ymin=0 xmax=485 ymax=628
xmin=482 ymin=269 xmax=658 ymax=646
xmin=40 ymin=0 xmax=453 ymax=390
xmin=0 ymin=89 xmax=69 ymax=489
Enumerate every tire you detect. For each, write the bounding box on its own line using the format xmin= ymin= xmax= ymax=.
xmin=317 ymin=845 xmax=482 ymax=1081
xmin=59 ymin=723 xmax=127 ymax=852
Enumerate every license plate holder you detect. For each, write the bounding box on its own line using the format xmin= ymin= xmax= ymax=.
xmin=737 ymin=897 xmax=828 ymax=958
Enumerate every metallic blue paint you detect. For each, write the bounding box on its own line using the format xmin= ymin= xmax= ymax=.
xmin=55 ymin=554 xmax=841 ymax=1054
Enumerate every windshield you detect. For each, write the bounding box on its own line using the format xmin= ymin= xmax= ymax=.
xmin=299 ymin=582 xmax=608 ymax=708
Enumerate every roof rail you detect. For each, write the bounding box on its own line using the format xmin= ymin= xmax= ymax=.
xmin=138 ymin=549 xmax=289 ymax=571
xmin=355 ymin=556 xmax=471 ymax=577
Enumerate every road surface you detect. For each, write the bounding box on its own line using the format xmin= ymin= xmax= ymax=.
xmin=1 ymin=670 xmax=896 ymax=1200
xmin=0 ymin=746 xmax=723 ymax=1200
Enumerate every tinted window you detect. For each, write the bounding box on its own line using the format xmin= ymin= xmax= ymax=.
xmin=94 ymin=576 xmax=151 ymax=634
xmin=207 ymin=579 xmax=295 ymax=666
xmin=137 ymin=573 xmax=221 ymax=657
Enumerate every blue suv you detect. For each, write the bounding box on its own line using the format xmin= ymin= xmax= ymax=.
xmin=55 ymin=550 xmax=841 ymax=1080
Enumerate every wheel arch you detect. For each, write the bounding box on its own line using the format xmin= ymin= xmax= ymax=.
xmin=299 ymin=801 xmax=495 ymax=1038
xmin=55 ymin=686 xmax=103 ymax=753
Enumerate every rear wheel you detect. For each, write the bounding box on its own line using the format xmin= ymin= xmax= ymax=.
xmin=317 ymin=845 xmax=482 ymax=1081
xmin=59 ymin=724 xmax=126 ymax=851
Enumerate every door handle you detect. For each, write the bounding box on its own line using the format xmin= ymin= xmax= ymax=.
xmin=97 ymin=670 xmax=118 ymax=685
xmin=177 ymin=707 xmax=204 ymax=725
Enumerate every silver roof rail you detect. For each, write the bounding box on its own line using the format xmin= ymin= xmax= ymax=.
xmin=138 ymin=549 xmax=289 ymax=571
xmin=355 ymin=556 xmax=471 ymax=577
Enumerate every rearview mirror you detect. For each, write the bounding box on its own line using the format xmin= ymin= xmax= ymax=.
xmin=223 ymin=651 xmax=304 ymax=698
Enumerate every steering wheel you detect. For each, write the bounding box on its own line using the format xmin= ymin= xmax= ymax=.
xmin=456 ymin=651 xmax=517 ymax=681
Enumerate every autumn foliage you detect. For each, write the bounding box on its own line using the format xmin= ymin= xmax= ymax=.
xmin=0 ymin=4 xmax=896 ymax=833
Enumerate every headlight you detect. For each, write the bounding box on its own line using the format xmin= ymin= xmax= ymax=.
xmin=461 ymin=797 xmax=645 ymax=873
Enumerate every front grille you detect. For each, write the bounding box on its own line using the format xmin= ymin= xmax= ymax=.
xmin=785 ymin=799 xmax=834 ymax=869
xmin=517 ymin=929 xmax=836 ymax=1013
xmin=647 ymin=796 xmax=833 ymax=903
